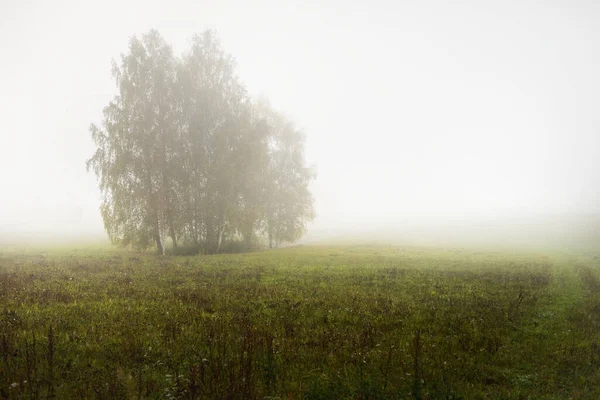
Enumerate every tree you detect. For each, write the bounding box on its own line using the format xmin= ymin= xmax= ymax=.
xmin=255 ymin=100 xmax=316 ymax=248
xmin=235 ymin=112 xmax=271 ymax=250
xmin=177 ymin=30 xmax=250 ymax=253
xmin=87 ymin=30 xmax=177 ymax=254
xmin=88 ymin=29 xmax=315 ymax=254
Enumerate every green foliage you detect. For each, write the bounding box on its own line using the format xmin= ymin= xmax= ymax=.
xmin=0 ymin=245 xmax=598 ymax=398
xmin=88 ymin=30 xmax=315 ymax=254
xmin=165 ymin=244 xmax=202 ymax=256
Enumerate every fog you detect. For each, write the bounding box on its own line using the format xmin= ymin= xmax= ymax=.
xmin=1 ymin=0 xmax=600 ymax=246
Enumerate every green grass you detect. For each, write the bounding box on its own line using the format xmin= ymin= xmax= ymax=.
xmin=1 ymin=244 xmax=599 ymax=399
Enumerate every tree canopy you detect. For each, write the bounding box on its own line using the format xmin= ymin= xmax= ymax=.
xmin=87 ymin=30 xmax=315 ymax=254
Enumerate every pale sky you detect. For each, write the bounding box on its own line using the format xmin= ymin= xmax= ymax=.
xmin=1 ymin=0 xmax=599 ymax=235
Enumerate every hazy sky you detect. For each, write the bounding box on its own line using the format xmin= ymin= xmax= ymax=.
xmin=1 ymin=0 xmax=599 ymax=235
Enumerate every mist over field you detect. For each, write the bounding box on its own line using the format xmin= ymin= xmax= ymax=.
xmin=0 ymin=1 xmax=600 ymax=250
xmin=1 ymin=0 xmax=599 ymax=249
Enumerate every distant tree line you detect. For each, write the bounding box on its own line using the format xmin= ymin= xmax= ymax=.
xmin=87 ymin=30 xmax=315 ymax=254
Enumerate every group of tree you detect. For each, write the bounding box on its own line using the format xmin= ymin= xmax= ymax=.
xmin=87 ymin=30 xmax=315 ymax=255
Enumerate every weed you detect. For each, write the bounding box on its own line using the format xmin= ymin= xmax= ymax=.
xmin=0 ymin=245 xmax=596 ymax=398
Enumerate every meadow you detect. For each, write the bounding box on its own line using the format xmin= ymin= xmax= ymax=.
xmin=1 ymin=243 xmax=599 ymax=399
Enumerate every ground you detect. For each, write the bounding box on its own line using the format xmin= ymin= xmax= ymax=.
xmin=1 ymin=243 xmax=599 ymax=399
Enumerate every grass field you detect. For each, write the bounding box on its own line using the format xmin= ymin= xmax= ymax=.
xmin=1 ymin=243 xmax=599 ymax=399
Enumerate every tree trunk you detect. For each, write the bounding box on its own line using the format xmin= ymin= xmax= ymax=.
xmin=243 ymin=220 xmax=254 ymax=251
xmin=147 ymin=173 xmax=163 ymax=255
xmin=154 ymin=202 xmax=163 ymax=255
xmin=169 ymin=222 xmax=177 ymax=249
xmin=244 ymin=230 xmax=252 ymax=251
xmin=155 ymin=233 xmax=164 ymax=255
xmin=205 ymin=220 xmax=218 ymax=254
xmin=218 ymin=227 xmax=225 ymax=253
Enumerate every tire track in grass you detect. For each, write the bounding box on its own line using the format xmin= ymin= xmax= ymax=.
xmin=529 ymin=252 xmax=599 ymax=399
